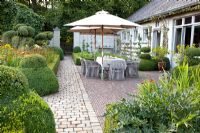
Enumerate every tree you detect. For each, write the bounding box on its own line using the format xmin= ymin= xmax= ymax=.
xmin=0 ymin=1 xmax=17 ymax=34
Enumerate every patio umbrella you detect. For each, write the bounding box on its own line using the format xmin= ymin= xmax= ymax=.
xmin=69 ymin=26 xmax=124 ymax=50
xmin=64 ymin=10 xmax=140 ymax=79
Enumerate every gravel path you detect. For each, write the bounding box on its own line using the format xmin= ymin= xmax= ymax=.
xmin=43 ymin=56 xmax=103 ymax=133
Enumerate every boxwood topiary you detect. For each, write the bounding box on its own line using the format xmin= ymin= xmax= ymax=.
xmin=73 ymin=46 xmax=81 ymax=53
xmin=0 ymin=65 xmax=29 ymax=101
xmin=139 ymin=53 xmax=151 ymax=60
xmin=0 ymin=65 xmax=56 ymax=133
xmin=139 ymin=59 xmax=157 ymax=71
xmin=140 ymin=47 xmax=151 ymax=53
xmin=19 ymin=54 xmax=59 ymax=96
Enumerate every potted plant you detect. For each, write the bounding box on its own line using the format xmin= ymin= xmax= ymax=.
xmin=153 ymin=47 xmax=168 ymax=71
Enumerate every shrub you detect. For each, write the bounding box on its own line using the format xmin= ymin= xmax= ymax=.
xmin=186 ymin=47 xmax=200 ymax=66
xmin=35 ymin=31 xmax=53 ymax=46
xmin=19 ymin=54 xmax=47 ymax=68
xmin=139 ymin=59 xmax=156 ymax=71
xmin=73 ymin=46 xmax=81 ymax=53
xmin=0 ymin=65 xmax=56 ymax=133
xmin=48 ymin=54 xmax=60 ymax=74
xmin=0 ymin=65 xmax=29 ymax=101
xmin=2 ymin=30 xmax=17 ymax=44
xmin=19 ymin=54 xmax=59 ymax=96
xmin=140 ymin=47 xmax=151 ymax=53
xmin=104 ymin=65 xmax=200 ymax=132
xmin=139 ymin=53 xmax=151 ymax=60
xmin=72 ymin=53 xmax=81 ymax=65
xmin=51 ymin=46 xmax=64 ymax=60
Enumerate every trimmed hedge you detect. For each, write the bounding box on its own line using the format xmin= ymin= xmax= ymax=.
xmin=48 ymin=54 xmax=60 ymax=74
xmin=19 ymin=54 xmax=59 ymax=96
xmin=186 ymin=47 xmax=200 ymax=66
xmin=19 ymin=54 xmax=47 ymax=68
xmin=51 ymin=46 xmax=64 ymax=60
xmin=139 ymin=53 xmax=151 ymax=60
xmin=140 ymin=47 xmax=151 ymax=53
xmin=139 ymin=59 xmax=157 ymax=71
xmin=72 ymin=53 xmax=81 ymax=65
xmin=73 ymin=46 xmax=81 ymax=53
xmin=0 ymin=65 xmax=56 ymax=133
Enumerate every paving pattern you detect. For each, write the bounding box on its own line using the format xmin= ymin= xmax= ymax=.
xmin=43 ymin=56 xmax=103 ymax=133
xmin=78 ymin=67 xmax=161 ymax=127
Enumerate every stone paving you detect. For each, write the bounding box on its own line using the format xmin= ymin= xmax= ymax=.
xmin=43 ymin=56 xmax=103 ymax=133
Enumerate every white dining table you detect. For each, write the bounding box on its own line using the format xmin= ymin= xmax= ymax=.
xmin=96 ymin=56 xmax=126 ymax=68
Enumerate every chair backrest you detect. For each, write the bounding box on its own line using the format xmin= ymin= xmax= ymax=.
xmin=109 ymin=60 xmax=126 ymax=70
xmin=80 ymin=58 xmax=86 ymax=66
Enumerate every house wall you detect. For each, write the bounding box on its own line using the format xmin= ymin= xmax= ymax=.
xmin=73 ymin=32 xmax=116 ymax=53
xmin=121 ymin=11 xmax=200 ymax=68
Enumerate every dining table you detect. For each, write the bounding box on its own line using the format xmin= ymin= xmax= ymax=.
xmin=96 ymin=56 xmax=127 ymax=68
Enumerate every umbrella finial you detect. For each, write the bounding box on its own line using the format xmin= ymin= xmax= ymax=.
xmin=96 ymin=10 xmax=109 ymax=15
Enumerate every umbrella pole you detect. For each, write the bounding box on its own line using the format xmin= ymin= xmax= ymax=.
xmin=94 ymin=29 xmax=96 ymax=60
xmin=101 ymin=25 xmax=104 ymax=80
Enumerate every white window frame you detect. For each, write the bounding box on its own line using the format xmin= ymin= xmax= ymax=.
xmin=173 ymin=13 xmax=200 ymax=51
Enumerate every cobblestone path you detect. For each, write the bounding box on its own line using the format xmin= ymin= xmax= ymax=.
xmin=43 ymin=56 xmax=103 ymax=133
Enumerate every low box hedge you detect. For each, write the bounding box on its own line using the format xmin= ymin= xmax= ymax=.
xmin=48 ymin=54 xmax=60 ymax=74
xmin=72 ymin=53 xmax=81 ymax=65
xmin=139 ymin=59 xmax=157 ymax=71
xmin=0 ymin=65 xmax=56 ymax=133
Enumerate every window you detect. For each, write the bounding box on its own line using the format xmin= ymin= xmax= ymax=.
xmin=155 ymin=21 xmax=159 ymax=27
xmin=176 ymin=19 xmax=182 ymax=25
xmin=143 ymin=29 xmax=148 ymax=42
xmin=195 ymin=15 xmax=200 ymax=22
xmin=193 ymin=26 xmax=200 ymax=47
xmin=174 ymin=15 xmax=200 ymax=52
xmin=185 ymin=17 xmax=192 ymax=24
xmin=122 ymin=31 xmax=126 ymax=41
xmin=133 ymin=29 xmax=138 ymax=41
xmin=175 ymin=28 xmax=182 ymax=51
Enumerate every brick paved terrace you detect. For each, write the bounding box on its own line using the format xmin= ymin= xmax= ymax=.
xmin=77 ymin=66 xmax=161 ymax=127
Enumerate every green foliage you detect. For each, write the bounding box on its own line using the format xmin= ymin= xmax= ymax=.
xmin=0 ymin=65 xmax=56 ymax=133
xmin=72 ymin=53 xmax=81 ymax=65
xmin=50 ymin=46 xmax=64 ymax=60
xmin=35 ymin=31 xmax=53 ymax=46
xmin=153 ymin=47 xmax=168 ymax=62
xmin=185 ymin=47 xmax=200 ymax=66
xmin=139 ymin=53 xmax=151 ymax=60
xmin=0 ymin=1 xmax=17 ymax=34
xmin=2 ymin=30 xmax=17 ymax=44
xmin=17 ymin=25 xmax=35 ymax=37
xmin=48 ymin=54 xmax=60 ymax=74
xmin=19 ymin=54 xmax=47 ymax=68
xmin=139 ymin=59 xmax=157 ymax=71
xmin=73 ymin=46 xmax=81 ymax=53
xmin=0 ymin=65 xmax=29 ymax=101
xmin=140 ymin=47 xmax=151 ymax=53
xmin=20 ymin=67 xmax=59 ymax=96
xmin=19 ymin=54 xmax=59 ymax=96
xmin=15 ymin=3 xmax=45 ymax=33
xmin=104 ymin=64 xmax=200 ymax=132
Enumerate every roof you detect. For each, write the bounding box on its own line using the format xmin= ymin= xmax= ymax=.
xmin=128 ymin=0 xmax=200 ymax=23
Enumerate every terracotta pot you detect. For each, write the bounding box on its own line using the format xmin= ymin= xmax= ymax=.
xmin=158 ymin=61 xmax=166 ymax=71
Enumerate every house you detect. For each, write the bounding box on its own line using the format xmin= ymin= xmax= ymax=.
xmin=122 ymin=0 xmax=200 ymax=67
